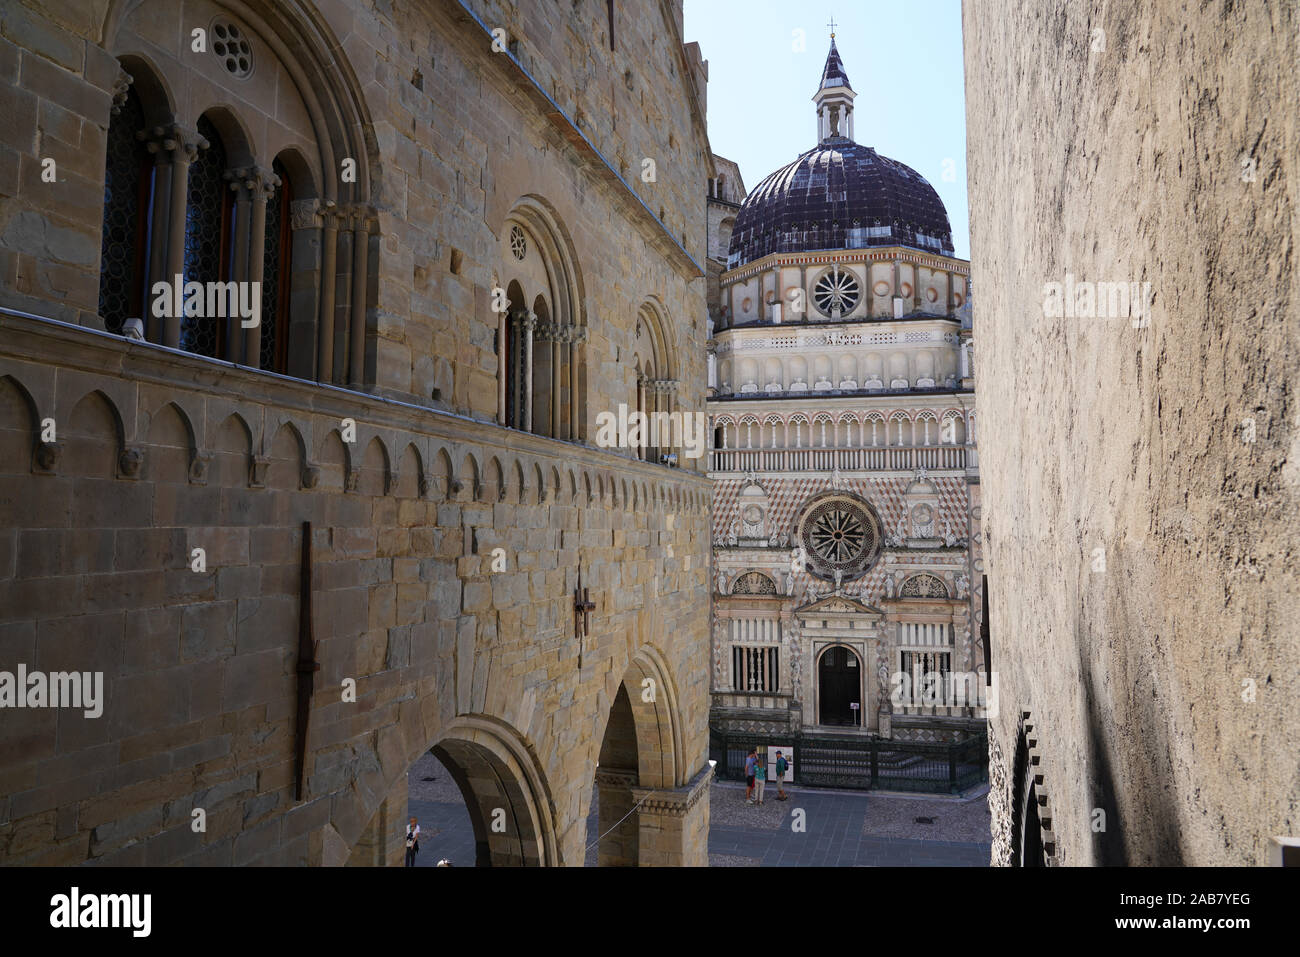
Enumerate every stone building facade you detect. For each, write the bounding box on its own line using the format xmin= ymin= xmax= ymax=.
xmin=0 ymin=0 xmax=715 ymax=866
xmin=964 ymin=0 xmax=1299 ymax=864
xmin=706 ymin=40 xmax=986 ymax=747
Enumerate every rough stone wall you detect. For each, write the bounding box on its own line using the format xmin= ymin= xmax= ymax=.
xmin=0 ymin=0 xmax=714 ymax=866
xmin=964 ymin=0 xmax=1299 ymax=864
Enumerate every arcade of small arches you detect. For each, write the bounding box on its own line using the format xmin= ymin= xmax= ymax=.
xmin=716 ymin=345 xmax=960 ymax=397
xmin=711 ymin=408 xmax=974 ymax=451
xmin=0 ymin=374 xmax=709 ymax=514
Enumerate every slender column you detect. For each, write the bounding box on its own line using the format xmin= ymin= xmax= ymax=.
xmin=569 ymin=326 xmax=586 ymax=442
xmin=349 ymin=209 xmax=370 ymax=388
xmin=137 ymin=129 xmax=175 ymax=343
xmin=497 ymin=310 xmax=508 ymax=425
xmin=550 ymin=330 xmax=562 ymax=438
xmin=164 ymin=129 xmax=204 ymax=349
xmin=317 ymin=205 xmax=339 ymax=382
xmin=637 ymin=374 xmax=648 ymax=460
xmin=243 ymin=168 xmax=276 ymax=368
xmin=225 ymin=169 xmax=253 ymax=362
xmin=523 ymin=310 xmax=537 ymax=433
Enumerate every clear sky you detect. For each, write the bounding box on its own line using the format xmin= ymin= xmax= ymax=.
xmin=683 ymin=0 xmax=969 ymax=260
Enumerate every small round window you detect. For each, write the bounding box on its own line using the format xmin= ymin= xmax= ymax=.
xmin=212 ymin=20 xmax=253 ymax=78
xmin=813 ymin=265 xmax=860 ymax=318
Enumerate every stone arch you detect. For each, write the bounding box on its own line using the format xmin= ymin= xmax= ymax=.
xmin=513 ymin=459 xmax=527 ymax=504
xmin=590 ymin=647 xmax=690 ymax=866
xmin=316 ymin=428 xmax=348 ymax=491
xmin=462 ymin=452 xmax=481 ymax=501
xmin=102 ymin=0 xmax=380 ymax=380
xmin=396 ymin=443 xmax=422 ymax=498
xmin=210 ymin=411 xmax=253 ymax=487
xmin=485 ymin=455 xmax=505 ymax=502
xmin=425 ymin=715 xmax=561 ymax=867
xmin=357 ymin=435 xmax=388 ymax=497
xmin=145 ymin=401 xmax=196 ymax=484
xmin=430 ymin=446 xmax=454 ymax=499
xmin=499 ymin=195 xmax=588 ymax=440
xmin=266 ymin=419 xmax=307 ymax=490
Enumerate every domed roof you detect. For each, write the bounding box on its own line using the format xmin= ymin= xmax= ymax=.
xmin=728 ymin=139 xmax=955 ymax=267
xmin=727 ymin=38 xmax=955 ymax=268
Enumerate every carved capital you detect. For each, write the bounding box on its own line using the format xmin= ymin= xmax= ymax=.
xmin=344 ymin=468 xmax=359 ymax=493
xmin=110 ymin=69 xmax=134 ymax=115
xmin=417 ymin=471 xmax=430 ymax=498
xmin=301 ymin=465 xmax=320 ymax=490
xmin=290 ymin=198 xmax=322 ymax=230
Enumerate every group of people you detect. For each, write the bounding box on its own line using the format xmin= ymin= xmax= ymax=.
xmin=743 ymin=748 xmax=789 ymax=804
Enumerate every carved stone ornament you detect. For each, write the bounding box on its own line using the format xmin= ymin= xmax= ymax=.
xmin=118 ymin=446 xmax=144 ymax=479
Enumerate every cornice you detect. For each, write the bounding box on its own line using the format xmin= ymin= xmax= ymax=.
xmin=723 ymin=246 xmax=971 ymax=284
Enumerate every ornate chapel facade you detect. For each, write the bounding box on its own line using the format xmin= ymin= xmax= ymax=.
xmin=706 ymin=38 xmax=986 ymax=744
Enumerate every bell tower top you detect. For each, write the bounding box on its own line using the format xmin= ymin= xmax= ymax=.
xmin=814 ymin=35 xmax=856 ymax=143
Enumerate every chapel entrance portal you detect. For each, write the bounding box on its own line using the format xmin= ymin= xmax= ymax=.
xmin=818 ymin=645 xmax=861 ymax=726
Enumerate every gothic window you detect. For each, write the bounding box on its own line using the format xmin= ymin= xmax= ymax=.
xmin=813 ymin=265 xmax=860 ymax=318
xmin=900 ymin=573 xmax=948 ymax=598
xmin=259 ymin=157 xmax=291 ymax=372
xmin=182 ymin=115 xmax=231 ymax=358
xmin=98 ymin=85 xmax=151 ymax=334
xmin=732 ymin=572 xmax=776 ymax=595
xmin=799 ymin=495 xmax=881 ymax=582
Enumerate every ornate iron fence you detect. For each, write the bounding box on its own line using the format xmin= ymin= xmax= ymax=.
xmin=710 ymin=729 xmax=988 ymax=794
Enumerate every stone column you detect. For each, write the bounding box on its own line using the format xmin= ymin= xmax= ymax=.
xmin=629 ymin=765 xmax=712 ymax=866
xmin=348 ymin=208 xmax=371 ymax=388
xmin=523 ymin=310 xmax=537 ymax=433
xmin=224 ymin=168 xmax=253 ymax=362
xmin=569 ymin=326 xmax=586 ymax=442
xmin=636 ymin=374 xmax=649 ymax=460
xmin=243 ymin=168 xmax=276 ymax=368
xmin=550 ymin=327 xmax=562 ymax=438
xmin=138 ymin=127 xmax=174 ymax=343
xmin=497 ymin=310 xmax=509 ymax=426
xmin=163 ymin=127 xmax=205 ymax=349
xmin=317 ymin=204 xmax=339 ymax=382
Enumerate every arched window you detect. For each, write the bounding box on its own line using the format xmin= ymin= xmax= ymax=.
xmin=181 ymin=114 xmax=231 ymax=358
xmin=260 ymin=156 xmax=292 ymax=372
xmin=98 ymin=86 xmax=151 ymax=334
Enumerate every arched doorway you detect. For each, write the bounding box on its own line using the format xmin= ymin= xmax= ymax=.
xmin=818 ymin=645 xmax=861 ymax=726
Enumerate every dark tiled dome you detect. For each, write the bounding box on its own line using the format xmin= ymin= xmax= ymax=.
xmin=728 ymin=137 xmax=955 ymax=267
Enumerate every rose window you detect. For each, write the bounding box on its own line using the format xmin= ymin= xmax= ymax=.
xmin=799 ymin=495 xmax=881 ymax=581
xmin=813 ymin=266 xmax=860 ymax=317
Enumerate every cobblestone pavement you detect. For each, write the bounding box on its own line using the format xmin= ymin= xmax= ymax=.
xmin=407 ymin=753 xmax=991 ymax=867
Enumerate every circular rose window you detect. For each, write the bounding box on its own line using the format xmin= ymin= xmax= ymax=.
xmin=798 ymin=494 xmax=882 ymax=582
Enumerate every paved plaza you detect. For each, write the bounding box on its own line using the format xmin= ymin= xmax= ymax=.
xmin=406 ymin=753 xmax=991 ymax=867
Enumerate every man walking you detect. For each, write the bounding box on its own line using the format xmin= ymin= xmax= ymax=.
xmin=744 ymin=748 xmax=757 ymax=804
xmin=775 ymin=750 xmax=789 ymax=801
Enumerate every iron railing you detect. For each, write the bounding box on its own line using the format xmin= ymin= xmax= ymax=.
xmin=711 ymin=729 xmax=988 ymax=794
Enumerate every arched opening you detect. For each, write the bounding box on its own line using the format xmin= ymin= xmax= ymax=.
xmin=587 ymin=652 xmax=686 ymax=866
xmin=259 ymin=155 xmax=293 ymax=373
xmin=502 ymin=279 xmax=527 ymax=429
xmin=98 ymin=84 xmax=152 ymax=335
xmin=392 ymin=717 xmax=558 ymax=868
xmin=818 ymin=644 xmax=862 ymax=726
xmin=180 ymin=113 xmax=233 ymax=359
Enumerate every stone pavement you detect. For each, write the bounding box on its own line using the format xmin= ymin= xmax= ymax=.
xmin=407 ymin=752 xmax=991 ymax=866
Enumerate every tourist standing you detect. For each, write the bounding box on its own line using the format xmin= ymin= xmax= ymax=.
xmin=744 ymin=748 xmax=757 ymax=804
xmin=405 ymin=816 xmax=421 ymax=867
xmin=754 ymin=753 xmax=767 ymax=805
xmin=775 ymin=750 xmax=789 ymax=801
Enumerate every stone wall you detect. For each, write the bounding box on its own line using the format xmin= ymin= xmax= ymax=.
xmin=0 ymin=0 xmax=715 ymax=865
xmin=964 ymin=0 xmax=1299 ymax=864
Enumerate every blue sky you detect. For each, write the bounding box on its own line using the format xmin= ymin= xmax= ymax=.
xmin=683 ymin=0 xmax=969 ymax=260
